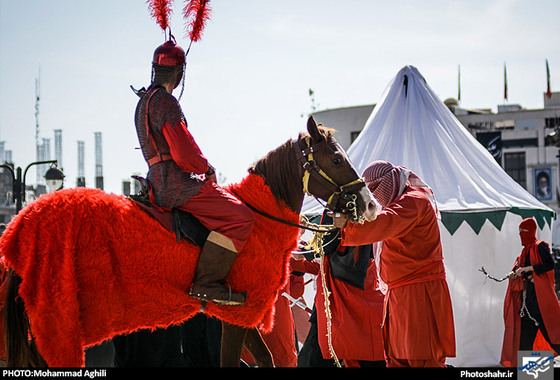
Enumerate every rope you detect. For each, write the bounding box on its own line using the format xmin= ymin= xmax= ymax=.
xmin=293 ymin=224 xmax=339 ymax=255
xmin=309 ymin=230 xmax=341 ymax=368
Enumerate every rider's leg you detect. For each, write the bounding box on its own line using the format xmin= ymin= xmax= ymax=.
xmin=179 ymin=181 xmax=254 ymax=305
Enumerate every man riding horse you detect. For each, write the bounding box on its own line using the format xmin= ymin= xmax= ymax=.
xmin=133 ymin=37 xmax=254 ymax=306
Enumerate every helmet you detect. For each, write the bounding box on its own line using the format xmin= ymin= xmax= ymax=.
xmin=152 ymin=40 xmax=185 ymax=67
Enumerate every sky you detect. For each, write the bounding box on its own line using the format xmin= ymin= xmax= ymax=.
xmin=1 ymin=0 xmax=559 ymax=194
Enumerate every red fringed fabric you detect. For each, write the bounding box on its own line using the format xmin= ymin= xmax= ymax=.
xmin=183 ymin=0 xmax=211 ymax=42
xmin=147 ymin=0 xmax=174 ymax=31
xmin=0 ymin=174 xmax=299 ymax=367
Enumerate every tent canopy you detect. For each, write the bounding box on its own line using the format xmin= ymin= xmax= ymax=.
xmin=305 ymin=65 xmax=554 ymax=234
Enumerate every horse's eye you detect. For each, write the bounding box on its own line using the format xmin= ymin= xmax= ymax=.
xmin=332 ymin=156 xmax=343 ymax=166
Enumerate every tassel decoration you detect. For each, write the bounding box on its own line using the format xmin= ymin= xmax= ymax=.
xmin=183 ymin=0 xmax=212 ymax=42
xmin=147 ymin=0 xmax=174 ymax=31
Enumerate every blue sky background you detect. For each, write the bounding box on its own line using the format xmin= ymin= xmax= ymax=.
xmin=1 ymin=0 xmax=559 ymax=194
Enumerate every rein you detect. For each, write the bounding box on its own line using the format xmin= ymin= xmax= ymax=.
xmin=232 ymin=134 xmax=366 ymax=233
xmin=230 ymin=190 xmax=334 ymax=234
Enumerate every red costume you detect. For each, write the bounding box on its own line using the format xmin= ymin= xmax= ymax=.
xmin=242 ymin=272 xmax=302 ymax=367
xmin=290 ymin=254 xmax=385 ymax=366
xmin=134 ymin=35 xmax=253 ymax=306
xmin=135 ymin=86 xmax=253 ymax=253
xmin=500 ymin=218 xmax=560 ymax=367
xmin=340 ymin=161 xmax=455 ymax=367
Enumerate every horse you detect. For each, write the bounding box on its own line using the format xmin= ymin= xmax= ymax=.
xmin=1 ymin=116 xmax=378 ymax=367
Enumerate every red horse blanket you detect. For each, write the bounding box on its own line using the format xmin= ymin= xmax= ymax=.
xmin=0 ymin=174 xmax=300 ymax=367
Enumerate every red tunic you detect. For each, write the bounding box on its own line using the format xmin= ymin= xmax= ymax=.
xmin=341 ymin=187 xmax=455 ymax=366
xmin=135 ymin=87 xmax=253 ymax=251
xmin=500 ymin=239 xmax=560 ymax=367
xmin=135 ymin=87 xmax=208 ymax=207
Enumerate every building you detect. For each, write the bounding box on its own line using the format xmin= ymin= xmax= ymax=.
xmin=312 ymin=91 xmax=560 ymax=243
xmin=449 ymin=93 xmax=560 ymax=202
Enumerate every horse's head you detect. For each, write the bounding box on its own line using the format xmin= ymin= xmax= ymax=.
xmin=296 ymin=116 xmax=378 ymax=223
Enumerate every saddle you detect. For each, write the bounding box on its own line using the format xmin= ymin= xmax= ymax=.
xmin=129 ymin=176 xmax=209 ymax=247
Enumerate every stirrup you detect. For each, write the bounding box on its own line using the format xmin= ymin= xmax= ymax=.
xmin=211 ymin=281 xmax=246 ymax=306
xmin=189 ymin=282 xmax=246 ymax=306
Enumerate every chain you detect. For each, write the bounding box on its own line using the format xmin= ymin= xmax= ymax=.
xmin=479 ymin=266 xmax=513 ymax=282
xmin=479 ymin=267 xmax=539 ymax=326
xmin=519 ymin=287 xmax=539 ymax=326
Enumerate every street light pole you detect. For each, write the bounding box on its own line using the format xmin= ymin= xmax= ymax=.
xmin=0 ymin=159 xmax=59 ymax=214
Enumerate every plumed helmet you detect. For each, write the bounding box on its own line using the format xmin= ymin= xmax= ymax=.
xmin=152 ymin=39 xmax=185 ymax=67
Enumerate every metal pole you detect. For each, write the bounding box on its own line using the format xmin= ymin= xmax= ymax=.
xmin=21 ymin=160 xmax=57 ymax=210
xmin=15 ymin=167 xmax=22 ymax=213
xmin=0 ymin=159 xmax=57 ymax=215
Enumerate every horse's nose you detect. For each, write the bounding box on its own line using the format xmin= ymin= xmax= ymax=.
xmin=359 ymin=187 xmax=379 ymax=222
xmin=364 ymin=200 xmax=379 ymax=221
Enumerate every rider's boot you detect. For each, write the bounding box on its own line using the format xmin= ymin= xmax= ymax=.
xmin=189 ymin=231 xmax=247 ymax=306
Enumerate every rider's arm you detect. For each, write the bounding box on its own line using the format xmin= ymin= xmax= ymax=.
xmin=162 ymin=119 xmax=209 ymax=175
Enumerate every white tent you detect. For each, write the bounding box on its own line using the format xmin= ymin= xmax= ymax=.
xmin=302 ymin=65 xmax=555 ymax=366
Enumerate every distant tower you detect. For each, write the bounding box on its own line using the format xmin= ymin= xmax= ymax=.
xmin=77 ymin=141 xmax=85 ymax=187
xmin=94 ymin=132 xmax=103 ymax=190
xmin=33 ymin=70 xmax=54 ymax=186
xmin=35 ymin=70 xmax=41 ymax=185
xmin=54 ymin=129 xmax=63 ymax=170
xmin=38 ymin=137 xmax=51 ymax=185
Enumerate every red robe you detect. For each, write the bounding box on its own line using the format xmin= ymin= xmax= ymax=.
xmin=290 ymin=255 xmax=385 ymax=364
xmin=341 ymin=187 xmax=455 ymax=366
xmin=242 ymin=273 xmax=301 ymax=367
xmin=500 ymin=239 xmax=560 ymax=367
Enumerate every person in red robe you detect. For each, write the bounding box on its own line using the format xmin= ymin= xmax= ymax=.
xmin=241 ymin=271 xmax=302 ymax=367
xmin=500 ymin=217 xmax=560 ymax=367
xmin=260 ymin=272 xmax=303 ymax=367
xmin=291 ymin=251 xmax=385 ymax=367
xmin=134 ymin=39 xmax=254 ymax=306
xmin=333 ymin=160 xmax=455 ymax=367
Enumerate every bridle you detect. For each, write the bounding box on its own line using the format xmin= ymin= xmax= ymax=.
xmin=232 ymin=134 xmax=367 ymax=233
xmin=293 ymin=135 xmax=366 ymax=223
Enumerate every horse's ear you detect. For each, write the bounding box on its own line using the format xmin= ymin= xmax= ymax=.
xmin=307 ymin=116 xmax=323 ymax=142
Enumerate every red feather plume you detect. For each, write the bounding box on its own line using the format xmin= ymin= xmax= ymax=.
xmin=147 ymin=0 xmax=174 ymax=31
xmin=183 ymin=0 xmax=212 ymax=42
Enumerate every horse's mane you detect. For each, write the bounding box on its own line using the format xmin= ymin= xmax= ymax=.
xmin=250 ymin=125 xmax=336 ymax=212
xmin=250 ymin=138 xmax=299 ymax=211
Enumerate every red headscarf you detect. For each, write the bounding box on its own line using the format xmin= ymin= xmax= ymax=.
xmin=519 ymin=217 xmax=537 ymax=247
